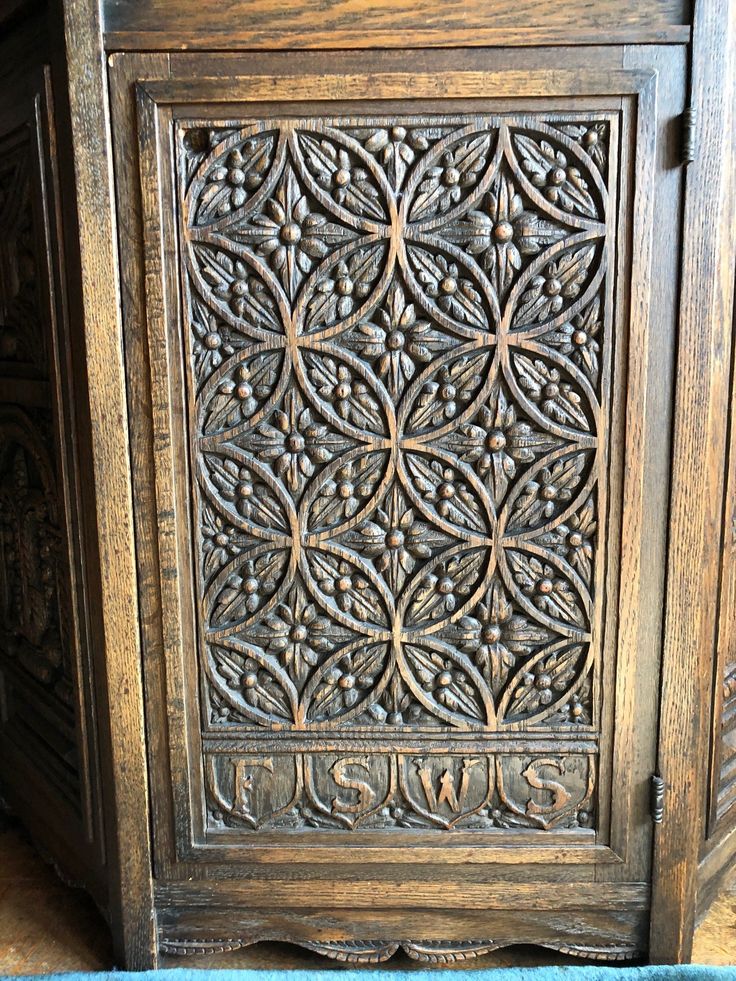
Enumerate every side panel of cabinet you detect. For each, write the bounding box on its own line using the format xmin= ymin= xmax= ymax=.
xmin=651 ymin=0 xmax=736 ymax=961
xmin=0 ymin=25 xmax=104 ymax=892
xmin=111 ymin=46 xmax=684 ymax=963
xmin=707 ymin=275 xmax=736 ymax=838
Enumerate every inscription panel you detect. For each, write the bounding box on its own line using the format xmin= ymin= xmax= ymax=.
xmin=207 ymin=751 xmax=595 ymax=831
xmin=175 ymin=112 xmax=616 ymax=835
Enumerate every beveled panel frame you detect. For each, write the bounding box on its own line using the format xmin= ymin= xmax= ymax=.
xmin=135 ymin=62 xmax=661 ymax=862
xmin=123 ymin=51 xmax=682 ymax=959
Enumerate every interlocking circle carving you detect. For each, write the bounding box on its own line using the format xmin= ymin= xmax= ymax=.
xmin=179 ymin=114 xmax=612 ymax=735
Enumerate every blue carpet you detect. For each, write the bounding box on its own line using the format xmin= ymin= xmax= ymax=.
xmin=4 ymin=968 xmax=736 ymax=980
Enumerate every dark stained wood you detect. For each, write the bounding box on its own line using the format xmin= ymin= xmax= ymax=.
xmin=5 ymin=0 xmax=736 ymax=970
xmin=102 ymin=0 xmax=691 ymax=51
xmin=1 ymin=812 xmax=735 ymax=973
xmin=119 ymin=47 xmax=681 ymax=964
xmin=0 ymin=9 xmax=106 ymax=909
xmin=706 ymin=263 xmax=736 ymax=838
xmin=650 ymin=0 xmax=736 ymax=964
xmin=55 ymin=0 xmax=156 ymax=968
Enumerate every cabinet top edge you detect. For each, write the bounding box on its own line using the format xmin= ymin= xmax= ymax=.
xmin=101 ymin=0 xmax=692 ymax=52
xmin=103 ymin=27 xmax=692 ymax=54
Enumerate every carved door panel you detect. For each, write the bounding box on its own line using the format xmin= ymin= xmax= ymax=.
xmin=0 ymin=63 xmax=99 ymax=873
xmin=125 ymin=48 xmax=684 ymax=958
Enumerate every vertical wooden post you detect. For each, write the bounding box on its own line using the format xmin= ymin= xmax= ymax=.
xmin=651 ymin=0 xmax=736 ymax=963
xmin=56 ymin=0 xmax=156 ymax=968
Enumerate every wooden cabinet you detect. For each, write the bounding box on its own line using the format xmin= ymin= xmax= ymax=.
xmin=0 ymin=0 xmax=735 ymax=968
xmin=0 ymin=19 xmax=106 ymax=903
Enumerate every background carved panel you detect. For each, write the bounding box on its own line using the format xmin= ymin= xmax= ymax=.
xmin=0 ymin=129 xmax=48 ymax=374
xmin=175 ymin=113 xmax=615 ymax=833
xmin=0 ymin=120 xmax=81 ymax=809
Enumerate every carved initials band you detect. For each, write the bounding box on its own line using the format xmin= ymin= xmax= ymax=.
xmin=207 ymin=751 xmax=595 ymax=831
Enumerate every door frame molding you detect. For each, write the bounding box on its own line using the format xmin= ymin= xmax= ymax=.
xmin=651 ymin=0 xmax=736 ymax=963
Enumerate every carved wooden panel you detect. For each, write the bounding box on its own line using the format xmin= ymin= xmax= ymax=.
xmin=0 ymin=127 xmax=48 ymax=374
xmin=0 ymin=117 xmax=81 ymax=808
xmin=175 ymin=112 xmax=615 ymax=835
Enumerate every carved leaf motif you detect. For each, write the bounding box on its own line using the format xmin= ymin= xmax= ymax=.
xmin=241 ymin=389 xmax=354 ymax=497
xmin=404 ymin=453 xmax=487 ymax=534
xmin=442 ymin=577 xmax=553 ymax=694
xmin=228 ymin=166 xmax=357 ymax=299
xmin=201 ymin=351 xmax=282 ymax=435
xmin=553 ymin=122 xmax=608 ymax=175
xmin=345 ymin=279 xmax=456 ymax=402
xmin=193 ymin=133 xmax=276 ymax=224
xmin=201 ymin=502 xmax=249 ymax=583
xmin=302 ymin=643 xmax=390 ymax=722
xmin=341 ymin=483 xmax=454 ymax=594
xmin=512 ymin=244 xmax=596 ymax=328
xmin=507 ymin=550 xmax=587 ymax=629
xmin=443 ymin=172 xmax=566 ymax=300
xmin=346 ymin=123 xmax=453 ymax=192
xmin=297 ymin=132 xmax=388 ymax=221
xmin=540 ymin=294 xmax=602 ymax=389
xmin=247 ymin=582 xmax=356 ymax=686
xmin=208 ymin=549 xmax=290 ymax=629
xmin=190 ymin=291 xmax=247 ymax=389
xmin=303 ymin=244 xmax=385 ymax=334
xmin=512 ymin=353 xmax=591 ymax=431
xmin=503 ymin=644 xmax=587 ymax=721
xmin=536 ymin=496 xmax=597 ymax=587
xmin=302 ymin=350 xmax=387 ymax=435
xmin=408 ymin=132 xmax=492 ymax=222
xmin=406 ymin=245 xmax=489 ymax=330
xmin=445 ymin=383 xmax=561 ymax=507
xmin=403 ymin=350 xmax=490 ymax=434
xmin=305 ymin=549 xmax=391 ymax=628
xmin=202 ymin=454 xmax=291 ymax=533
xmin=209 ymin=644 xmax=295 ymax=723
xmin=513 ymin=133 xmax=599 ymax=218
xmin=305 ymin=452 xmax=387 ymax=533
xmin=405 ymin=549 xmax=486 ymax=627
xmin=192 ymin=244 xmax=283 ymax=333
xmin=402 ymin=643 xmax=492 ymax=725
xmin=533 ymin=668 xmax=593 ymax=727
xmin=508 ymin=454 xmax=587 ymax=533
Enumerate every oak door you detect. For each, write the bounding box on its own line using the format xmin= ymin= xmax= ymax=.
xmin=117 ymin=46 xmax=685 ymax=959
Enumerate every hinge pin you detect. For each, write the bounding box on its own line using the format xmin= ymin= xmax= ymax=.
xmin=651 ymin=775 xmax=665 ymax=823
xmin=682 ymin=107 xmax=697 ymax=164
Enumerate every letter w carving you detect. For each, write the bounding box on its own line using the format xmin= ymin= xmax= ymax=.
xmin=414 ymin=757 xmax=480 ymax=812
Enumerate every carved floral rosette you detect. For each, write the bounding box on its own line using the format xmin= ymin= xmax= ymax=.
xmin=175 ymin=113 xmax=613 ymax=833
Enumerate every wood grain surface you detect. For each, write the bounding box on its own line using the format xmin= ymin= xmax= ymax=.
xmin=102 ymin=0 xmax=691 ymax=50
xmin=0 ymin=813 xmax=734 ymax=973
xmin=5 ymin=0 xmax=736 ymax=970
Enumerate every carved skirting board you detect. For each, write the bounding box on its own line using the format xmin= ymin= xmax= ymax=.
xmin=159 ymin=936 xmax=640 ymax=963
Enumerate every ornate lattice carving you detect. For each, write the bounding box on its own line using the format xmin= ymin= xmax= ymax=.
xmin=177 ymin=114 xmax=612 ymax=832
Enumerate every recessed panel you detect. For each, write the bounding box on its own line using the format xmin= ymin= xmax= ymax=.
xmin=175 ymin=112 xmax=615 ymax=835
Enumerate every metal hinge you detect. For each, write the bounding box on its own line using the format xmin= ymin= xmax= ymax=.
xmin=682 ymin=107 xmax=697 ymax=164
xmin=651 ymin=774 xmax=665 ymax=823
